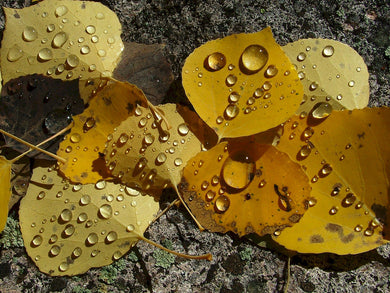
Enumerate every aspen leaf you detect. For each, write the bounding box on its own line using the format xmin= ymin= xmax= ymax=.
xmin=0 ymin=0 xmax=123 ymax=102
xmin=0 ymin=156 xmax=12 ymax=232
xmin=57 ymin=79 xmax=148 ymax=184
xmin=273 ymin=107 xmax=390 ymax=254
xmin=179 ymin=141 xmax=311 ymax=236
xmin=19 ymin=163 xmax=160 ymax=276
xmin=104 ymin=103 xmax=203 ymax=190
xmin=182 ymin=27 xmax=303 ymax=139
xmin=0 ymin=75 xmax=84 ymax=158
xmin=283 ymin=39 xmax=369 ymax=113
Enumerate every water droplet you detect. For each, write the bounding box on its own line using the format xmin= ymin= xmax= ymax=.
xmin=52 ymin=31 xmax=68 ymax=48
xmin=63 ymin=224 xmax=75 ymax=237
xmin=70 ymin=133 xmax=81 ymax=143
xmin=60 ymin=209 xmax=72 ymax=222
xmin=126 ymin=224 xmax=135 ymax=232
xmin=31 ymin=235 xmax=43 ymax=247
xmin=205 ymin=52 xmax=226 ymax=71
xmin=215 ymin=196 xmax=230 ymax=213
xmin=201 ymin=181 xmax=209 ymax=190
xmin=37 ymin=191 xmax=46 ymax=200
xmin=79 ymin=45 xmax=91 ymax=54
xmin=216 ymin=116 xmax=224 ymax=124
xmin=241 ymin=45 xmax=268 ymax=73
xmin=322 ymin=45 xmax=334 ymax=57
xmin=178 ymin=123 xmax=189 ymax=136
xmin=98 ymin=49 xmax=106 ymax=57
xmin=108 ymin=161 xmax=116 ymax=171
xmin=55 ymin=5 xmax=68 ymax=17
xmin=348 ymin=80 xmax=355 ymax=87
xmin=87 ymin=233 xmax=98 ymax=245
xmin=298 ymin=145 xmax=311 ymax=159
xmin=91 ymin=35 xmax=99 ymax=43
xmin=113 ymin=251 xmax=122 ymax=260
xmin=85 ymin=25 xmax=96 ymax=34
xmin=331 ymin=186 xmax=341 ymax=196
xmin=38 ymin=48 xmax=53 ymax=61
xmin=364 ymin=228 xmax=374 ymax=236
xmin=310 ymin=102 xmax=332 ymax=120
xmin=309 ymin=82 xmax=318 ymax=91
xmin=296 ymin=52 xmax=308 ymax=62
xmin=23 ymin=26 xmax=38 ymax=42
xmin=225 ymin=74 xmax=237 ymax=86
xmin=174 ymin=158 xmax=183 ymax=166
xmin=222 ymin=151 xmax=255 ymax=190
xmin=7 ymin=45 xmax=24 ymax=62
xmin=345 ymin=143 xmax=352 ymax=150
xmin=329 ymin=206 xmax=338 ymax=215
xmin=205 ymin=190 xmax=216 ymax=201
xmin=211 ymin=175 xmax=219 ymax=185
xmin=264 ymin=65 xmax=278 ymax=78
xmin=106 ymin=231 xmax=118 ymax=243
xmin=144 ymin=133 xmax=155 ymax=145
xmin=79 ymin=194 xmax=91 ymax=206
xmin=342 ymin=193 xmax=356 ymax=207
xmin=66 ymin=54 xmax=79 ymax=68
xmin=49 ymin=245 xmax=61 ymax=257
xmin=156 ymin=153 xmax=167 ymax=164
xmin=320 ymin=164 xmax=332 ymax=177
xmin=262 ymin=81 xmax=272 ymax=91
xmin=354 ymin=225 xmax=363 ymax=232
xmin=311 ymin=175 xmax=318 ymax=183
xmin=99 ymin=204 xmax=113 ymax=219
xmin=95 ymin=180 xmax=106 ymax=190
xmin=139 ymin=118 xmax=147 ymax=128
xmin=77 ymin=212 xmax=88 ymax=223
xmin=224 ymin=104 xmax=239 ymax=119
xmin=59 ymin=262 xmax=69 ymax=272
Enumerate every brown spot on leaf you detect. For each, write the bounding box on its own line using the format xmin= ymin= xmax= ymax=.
xmin=310 ymin=234 xmax=324 ymax=243
xmin=289 ymin=213 xmax=302 ymax=223
xmin=325 ymin=223 xmax=343 ymax=233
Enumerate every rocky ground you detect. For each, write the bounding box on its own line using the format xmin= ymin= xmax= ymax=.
xmin=1 ymin=0 xmax=390 ymax=292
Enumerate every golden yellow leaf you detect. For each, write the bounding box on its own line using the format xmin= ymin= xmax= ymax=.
xmin=104 ymin=103 xmax=203 ymax=190
xmin=0 ymin=0 xmax=123 ymax=102
xmin=19 ymin=163 xmax=159 ymax=276
xmin=283 ymin=39 xmax=369 ymax=113
xmin=179 ymin=140 xmax=311 ymax=236
xmin=0 ymin=156 xmax=12 ymax=232
xmin=273 ymin=107 xmax=389 ymax=254
xmin=182 ymin=27 xmax=303 ymax=139
xmin=57 ymin=79 xmax=148 ymax=184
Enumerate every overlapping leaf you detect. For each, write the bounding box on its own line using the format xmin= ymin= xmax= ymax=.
xmin=179 ymin=140 xmax=311 ymax=236
xmin=104 ymin=103 xmax=203 ymax=190
xmin=57 ymin=79 xmax=148 ymax=184
xmin=0 ymin=75 xmax=84 ymax=158
xmin=0 ymin=156 xmax=13 ymax=232
xmin=1 ymin=0 xmax=123 ymax=102
xmin=273 ymin=107 xmax=390 ymax=254
xmin=283 ymin=39 xmax=369 ymax=114
xmin=182 ymin=27 xmax=304 ymax=139
xmin=19 ymin=163 xmax=159 ymax=276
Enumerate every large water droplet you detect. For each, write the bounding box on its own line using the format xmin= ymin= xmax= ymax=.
xmin=52 ymin=32 xmax=68 ymax=48
xmin=7 ymin=45 xmax=24 ymax=62
xmin=156 ymin=153 xmax=167 ymax=165
xmin=70 ymin=133 xmax=81 ymax=143
xmin=80 ymin=194 xmax=91 ymax=205
xmin=320 ymin=164 xmax=332 ymax=177
xmin=224 ymin=104 xmax=239 ymax=119
xmin=205 ymin=52 xmax=226 ymax=71
xmin=31 ymin=235 xmax=43 ymax=247
xmin=105 ymin=231 xmax=118 ymax=243
xmin=23 ymin=26 xmax=38 ymax=42
xmin=95 ymin=180 xmax=106 ymax=190
xmin=86 ymin=233 xmax=98 ymax=245
xmin=59 ymin=262 xmax=69 ymax=272
xmin=241 ymin=45 xmax=268 ymax=73
xmin=85 ymin=25 xmax=96 ymax=34
xmin=77 ymin=212 xmax=88 ymax=223
xmin=225 ymin=74 xmax=237 ymax=86
xmin=322 ymin=45 xmax=334 ymax=57
xmin=144 ymin=133 xmax=155 ymax=145
xmin=63 ymin=224 xmax=75 ymax=237
xmin=298 ymin=145 xmax=311 ymax=159
xmin=66 ymin=54 xmax=80 ymax=68
xmin=215 ymin=195 xmax=230 ymax=213
xmin=38 ymin=48 xmax=53 ymax=61
xmin=59 ymin=209 xmax=72 ymax=222
xmin=222 ymin=151 xmax=255 ymax=190
xmin=178 ymin=123 xmax=189 ymax=136
xmin=43 ymin=109 xmax=72 ymax=134
xmin=49 ymin=245 xmax=61 ymax=257
xmin=99 ymin=204 xmax=113 ymax=219
xmin=228 ymin=92 xmax=240 ymax=103
xmin=174 ymin=158 xmax=183 ymax=166
xmin=310 ymin=102 xmax=332 ymax=120
xmin=55 ymin=5 xmax=68 ymax=17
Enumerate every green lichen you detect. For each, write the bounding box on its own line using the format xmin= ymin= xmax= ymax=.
xmin=0 ymin=216 xmax=24 ymax=249
xmin=239 ymin=247 xmax=253 ymax=261
xmin=153 ymin=239 xmax=175 ymax=269
xmin=127 ymin=250 xmax=139 ymax=262
xmin=71 ymin=286 xmax=92 ymax=293
xmin=385 ymin=46 xmax=390 ymax=58
xmin=98 ymin=265 xmax=118 ymax=285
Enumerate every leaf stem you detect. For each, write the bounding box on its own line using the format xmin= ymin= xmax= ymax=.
xmin=147 ymin=101 xmax=172 ymax=130
xmin=138 ymin=235 xmax=212 ymax=261
xmin=151 ymin=198 xmax=180 ymax=224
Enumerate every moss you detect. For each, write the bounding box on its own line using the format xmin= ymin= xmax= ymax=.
xmin=239 ymin=247 xmax=253 ymax=261
xmin=98 ymin=265 xmax=118 ymax=285
xmin=71 ymin=286 xmax=92 ymax=293
xmin=152 ymin=239 xmax=175 ymax=269
xmin=0 ymin=216 xmax=24 ymax=249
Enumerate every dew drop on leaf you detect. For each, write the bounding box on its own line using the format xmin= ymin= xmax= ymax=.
xmin=241 ymin=44 xmax=268 ymax=73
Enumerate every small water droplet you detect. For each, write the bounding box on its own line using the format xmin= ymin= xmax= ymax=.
xmin=264 ymin=65 xmax=278 ymax=78
xmin=241 ymin=44 xmax=268 ymax=73
xmin=205 ymin=190 xmax=216 ymax=201
xmin=364 ymin=228 xmax=374 ymax=236
xmin=225 ymin=74 xmax=237 ymax=86
xmin=174 ymin=158 xmax=183 ymax=166
xmin=59 ymin=209 xmax=72 ymax=222
xmin=341 ymin=193 xmax=356 ymax=207
xmin=262 ymin=81 xmax=272 ymax=91
xmin=216 ymin=116 xmax=224 ymax=124
xmin=205 ymin=52 xmax=226 ymax=71
xmin=309 ymin=82 xmax=318 ymax=91
xmin=59 ymin=262 xmax=69 ymax=272
xmin=354 ymin=225 xmax=363 ymax=232
xmin=329 ymin=206 xmax=338 ymax=215
xmin=23 ymin=26 xmax=38 ymax=42
xmin=178 ymin=123 xmax=189 ymax=136
xmin=49 ymin=245 xmax=61 ymax=257
xmin=55 ymin=5 xmax=68 ymax=17
xmin=345 ymin=143 xmax=352 ymax=150
xmin=259 ymin=179 xmax=266 ymax=188
xmin=298 ymin=145 xmax=311 ymax=159
xmin=156 ymin=153 xmax=167 ymax=164
xmin=86 ymin=233 xmax=98 ymax=245
xmin=215 ymin=196 xmax=230 ymax=213
xmin=211 ymin=175 xmax=219 ymax=185
xmin=144 ymin=133 xmax=155 ymax=145
xmin=38 ymin=48 xmax=53 ymax=61
xmin=253 ymin=88 xmax=264 ymax=98
xmin=80 ymin=194 xmax=91 ymax=206
xmin=70 ymin=133 xmax=81 ymax=143
xmin=348 ymin=80 xmax=355 ymax=87
xmin=298 ymin=71 xmax=305 ymax=80
xmin=320 ymin=164 xmax=332 ymax=177
xmin=95 ymin=180 xmax=106 ymax=190
xmin=37 ymin=191 xmax=46 ymax=200
xmin=77 ymin=212 xmax=88 ymax=223
xmin=98 ymin=204 xmax=113 ymax=219
xmin=106 ymin=231 xmax=118 ymax=243
xmin=126 ymin=224 xmax=135 ymax=232
xmin=31 ymin=235 xmax=43 ymax=247
xmin=63 ymin=224 xmax=75 ymax=237
xmin=310 ymin=102 xmax=332 ymax=120
xmin=7 ymin=45 xmax=24 ymax=62
xmin=311 ymin=175 xmax=318 ymax=183
xmin=297 ymin=52 xmax=306 ymax=61
xmin=322 ymin=45 xmax=334 ymax=57
xmin=201 ymin=181 xmax=209 ymax=190
xmin=85 ymin=25 xmax=96 ymax=34
xmin=97 ymin=49 xmax=106 ymax=57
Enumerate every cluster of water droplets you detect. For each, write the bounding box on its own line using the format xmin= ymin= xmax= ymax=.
xmin=28 ymin=167 xmax=147 ymax=273
xmin=6 ymin=4 xmax=117 ymax=80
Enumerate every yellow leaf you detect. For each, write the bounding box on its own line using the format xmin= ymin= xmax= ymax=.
xmin=19 ymin=163 xmax=160 ymax=276
xmin=179 ymin=140 xmax=311 ymax=236
xmin=104 ymin=103 xmax=203 ymax=190
xmin=273 ymin=107 xmax=390 ymax=254
xmin=0 ymin=156 xmax=12 ymax=232
xmin=57 ymin=79 xmax=148 ymax=184
xmin=283 ymin=39 xmax=369 ymax=113
xmin=0 ymin=0 xmax=123 ymax=102
xmin=182 ymin=27 xmax=303 ymax=139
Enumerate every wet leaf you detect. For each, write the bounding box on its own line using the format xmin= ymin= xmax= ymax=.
xmin=104 ymin=103 xmax=203 ymax=190
xmin=283 ymin=39 xmax=369 ymax=113
xmin=0 ymin=0 xmax=123 ymax=101
xmin=19 ymin=163 xmax=159 ymax=276
xmin=0 ymin=156 xmax=12 ymax=232
xmin=9 ymin=159 xmax=31 ymax=210
xmin=0 ymin=74 xmax=84 ymax=158
xmin=179 ymin=140 xmax=311 ymax=236
xmin=273 ymin=107 xmax=390 ymax=254
xmin=57 ymin=79 xmax=148 ymax=184
xmin=113 ymin=42 xmax=174 ymax=105
xmin=182 ymin=27 xmax=303 ymax=139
